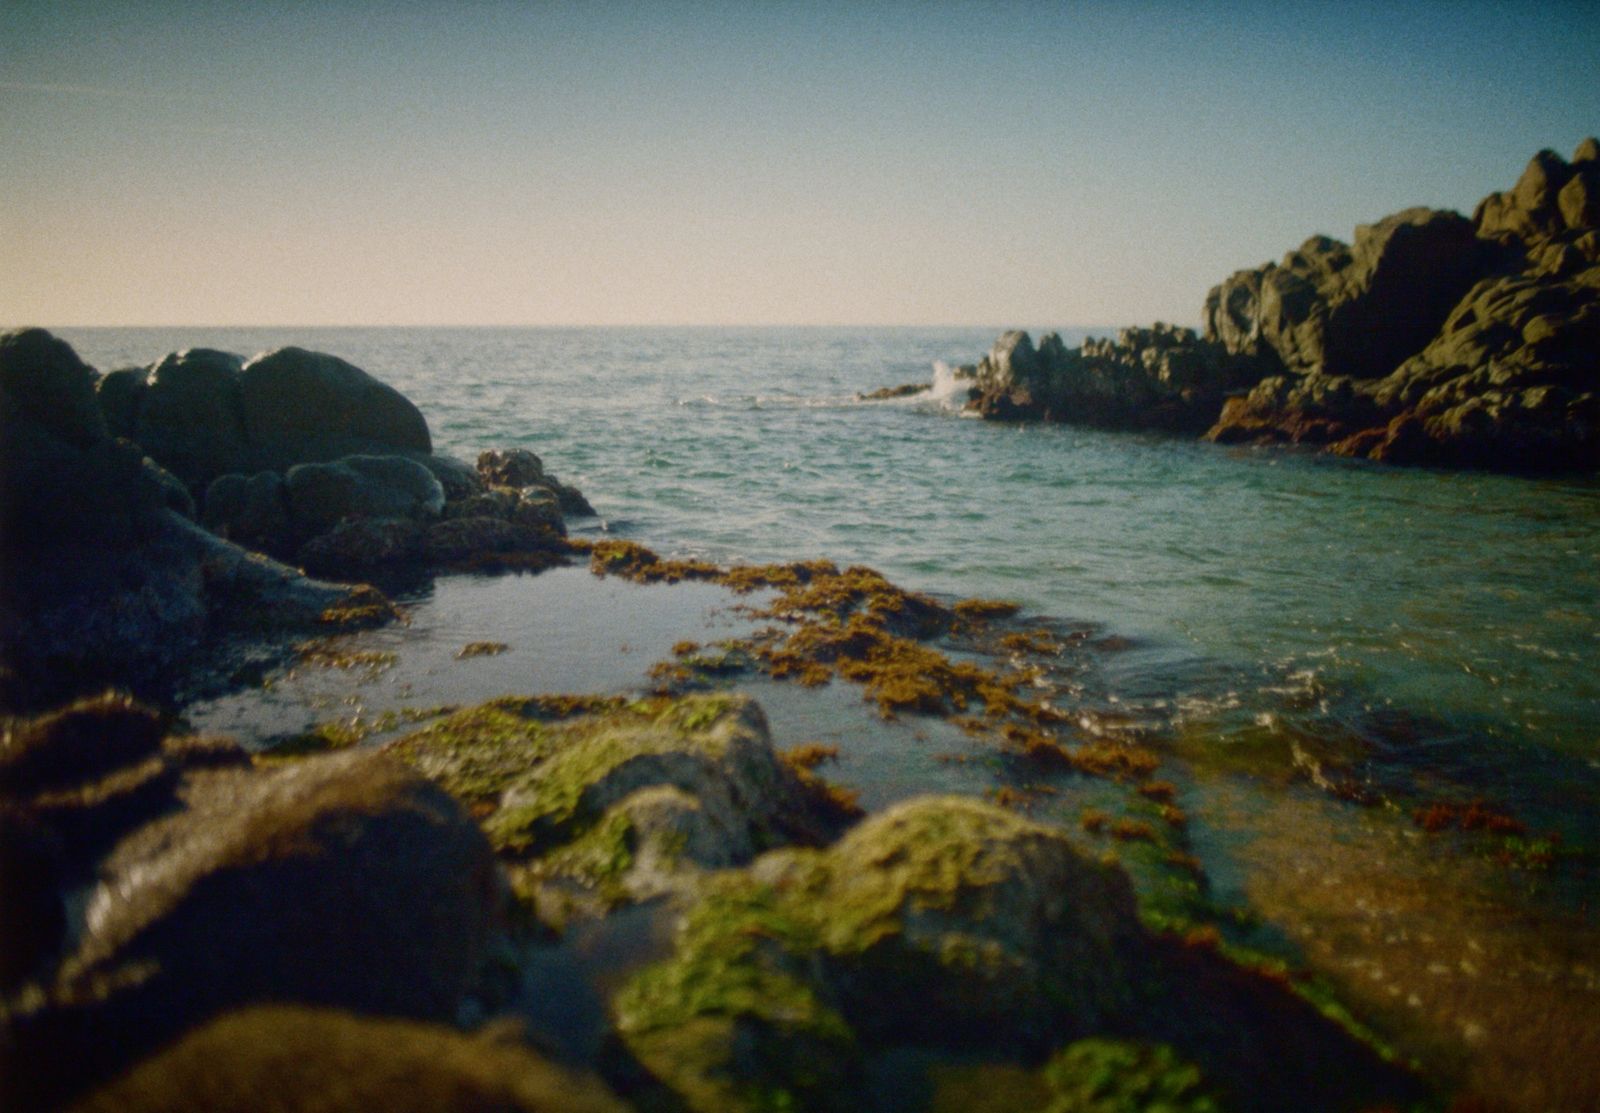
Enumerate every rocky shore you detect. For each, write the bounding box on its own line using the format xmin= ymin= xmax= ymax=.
xmin=3 ymin=327 xmax=1589 ymax=1111
xmin=956 ymin=140 xmax=1600 ymax=471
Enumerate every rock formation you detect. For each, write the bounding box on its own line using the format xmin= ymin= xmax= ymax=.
xmin=964 ymin=140 xmax=1600 ymax=472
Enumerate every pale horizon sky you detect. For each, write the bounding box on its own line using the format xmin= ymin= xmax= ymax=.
xmin=4 ymin=1 xmax=1598 ymax=329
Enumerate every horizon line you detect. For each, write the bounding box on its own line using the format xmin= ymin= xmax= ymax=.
xmin=30 ymin=320 xmax=1169 ymax=332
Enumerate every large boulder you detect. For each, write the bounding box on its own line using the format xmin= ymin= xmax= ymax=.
xmin=131 ymin=349 xmax=249 ymax=490
xmin=3 ymin=747 xmax=499 ymax=1110
xmin=237 ymin=346 xmax=431 ymax=470
xmin=0 ymin=328 xmax=107 ymax=448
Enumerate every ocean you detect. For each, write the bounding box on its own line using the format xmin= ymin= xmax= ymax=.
xmin=56 ymin=326 xmax=1599 ymax=760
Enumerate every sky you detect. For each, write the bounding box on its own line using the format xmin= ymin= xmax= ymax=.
xmin=3 ymin=1 xmax=1598 ymax=328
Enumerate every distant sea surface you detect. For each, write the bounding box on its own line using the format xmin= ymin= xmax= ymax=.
xmin=56 ymin=327 xmax=1600 ymax=773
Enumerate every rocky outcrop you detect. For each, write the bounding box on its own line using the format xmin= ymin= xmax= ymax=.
xmin=972 ymin=324 xmax=1272 ymax=432
xmin=963 ymin=140 xmax=1600 ymax=472
xmin=0 ymin=329 xmax=388 ymax=711
xmin=94 ymin=345 xmax=431 ymax=494
xmin=1207 ymin=140 xmax=1600 ymax=469
xmin=1202 ymin=208 xmax=1486 ymax=379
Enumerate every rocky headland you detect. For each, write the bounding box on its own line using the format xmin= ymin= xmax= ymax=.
xmin=959 ymin=140 xmax=1600 ymax=471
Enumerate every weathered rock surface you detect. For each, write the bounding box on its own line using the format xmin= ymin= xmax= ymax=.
xmin=66 ymin=1005 xmax=629 ymax=1113
xmin=2 ymin=741 xmax=498 ymax=1111
xmin=479 ymin=448 xmax=596 ymax=517
xmin=965 ymin=141 xmax=1600 ymax=472
xmin=1203 ymin=208 xmax=1486 ymax=379
xmin=284 ymin=453 xmax=446 ymax=538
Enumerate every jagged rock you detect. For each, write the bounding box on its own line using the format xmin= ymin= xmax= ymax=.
xmin=478 ymin=447 xmax=546 ymax=488
xmin=2 ymin=748 xmax=498 ymax=1111
xmin=478 ymin=448 xmax=594 ymax=516
xmin=1204 ymin=208 xmax=1486 ymax=379
xmin=238 ymin=347 xmax=431 ymax=470
xmin=284 ymin=454 xmax=445 ymax=539
xmin=66 ymin=1005 xmax=630 ymax=1113
xmin=971 ymin=325 xmax=1256 ymax=431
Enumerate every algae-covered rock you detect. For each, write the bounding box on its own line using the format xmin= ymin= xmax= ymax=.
xmin=385 ymin=695 xmax=834 ymax=907
xmin=66 ymin=1005 xmax=630 ymax=1113
xmin=613 ymin=796 xmax=1147 ymax=1112
xmin=1039 ymin=1038 xmax=1220 ymax=1113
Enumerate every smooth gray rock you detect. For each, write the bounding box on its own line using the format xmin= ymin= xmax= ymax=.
xmin=238 ymin=347 xmax=431 ymax=470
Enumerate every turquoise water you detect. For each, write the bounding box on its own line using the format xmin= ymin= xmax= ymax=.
xmin=56 ymin=327 xmax=1600 ymax=773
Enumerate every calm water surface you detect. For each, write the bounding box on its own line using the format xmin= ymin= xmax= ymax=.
xmin=56 ymin=327 xmax=1600 ymax=770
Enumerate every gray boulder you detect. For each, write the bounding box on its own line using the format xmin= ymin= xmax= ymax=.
xmin=238 ymin=347 xmax=431 ymax=470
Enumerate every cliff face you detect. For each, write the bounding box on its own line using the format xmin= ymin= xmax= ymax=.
xmin=969 ymin=140 xmax=1600 ymax=472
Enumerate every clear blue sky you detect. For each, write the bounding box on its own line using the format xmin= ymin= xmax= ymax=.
xmin=3 ymin=1 xmax=1597 ymax=327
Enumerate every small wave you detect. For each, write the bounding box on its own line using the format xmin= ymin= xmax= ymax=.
xmin=925 ymin=360 xmax=976 ymax=410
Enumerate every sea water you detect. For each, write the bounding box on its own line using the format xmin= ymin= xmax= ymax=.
xmin=55 ymin=326 xmax=1600 ymax=776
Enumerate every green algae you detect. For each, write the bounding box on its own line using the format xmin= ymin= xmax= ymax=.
xmin=1041 ymin=1039 xmax=1220 ymax=1113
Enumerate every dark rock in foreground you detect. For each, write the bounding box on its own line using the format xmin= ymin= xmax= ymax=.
xmin=962 ymin=140 xmax=1600 ymax=472
xmin=0 ymin=699 xmax=498 ymax=1112
xmin=67 ymin=1005 xmax=628 ymax=1113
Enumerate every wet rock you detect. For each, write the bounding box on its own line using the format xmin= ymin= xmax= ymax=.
xmin=297 ymin=516 xmax=428 ymax=578
xmin=66 ymin=1005 xmax=630 ymax=1113
xmin=971 ymin=325 xmax=1259 ymax=432
xmin=4 ymin=748 xmax=498 ymax=1111
xmin=285 ymin=453 xmax=445 ymax=539
xmin=421 ymin=516 xmax=561 ymax=565
xmin=478 ymin=447 xmax=547 ymax=488
xmin=857 ymin=382 xmax=930 ymax=401
xmin=237 ymin=346 xmax=431 ymax=470
xmin=479 ymin=448 xmax=594 ymax=517
xmin=442 ymin=488 xmax=518 ymax=521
